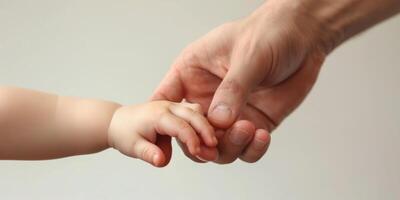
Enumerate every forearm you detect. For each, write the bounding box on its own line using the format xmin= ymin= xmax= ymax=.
xmin=254 ymin=0 xmax=400 ymax=53
xmin=0 ymin=87 xmax=121 ymax=160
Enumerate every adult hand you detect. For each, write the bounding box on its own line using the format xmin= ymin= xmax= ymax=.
xmin=152 ymin=1 xmax=326 ymax=164
xmin=151 ymin=0 xmax=399 ymax=165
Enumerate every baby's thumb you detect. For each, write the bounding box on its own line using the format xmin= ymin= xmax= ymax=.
xmin=131 ymin=138 xmax=166 ymax=167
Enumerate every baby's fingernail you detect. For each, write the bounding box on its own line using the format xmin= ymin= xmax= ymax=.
xmin=152 ymin=154 xmax=159 ymax=166
xmin=196 ymin=156 xmax=208 ymax=162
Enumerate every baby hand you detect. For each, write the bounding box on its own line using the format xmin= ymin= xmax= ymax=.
xmin=107 ymin=101 xmax=217 ymax=167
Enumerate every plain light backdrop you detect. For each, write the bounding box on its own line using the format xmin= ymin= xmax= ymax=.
xmin=0 ymin=0 xmax=399 ymax=199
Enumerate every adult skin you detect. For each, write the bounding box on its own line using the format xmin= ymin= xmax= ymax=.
xmin=152 ymin=0 xmax=400 ymax=164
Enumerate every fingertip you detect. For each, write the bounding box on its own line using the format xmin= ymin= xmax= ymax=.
xmin=200 ymin=122 xmax=218 ymax=147
xmin=156 ymin=135 xmax=172 ymax=167
xmin=210 ymin=126 xmax=218 ymax=146
xmin=197 ymin=146 xmax=219 ymax=161
xmin=212 ymin=136 xmax=218 ymax=146
xmin=188 ymin=140 xmax=201 ymax=156
xmin=255 ymin=129 xmax=270 ymax=143
xmin=152 ymin=154 xmax=161 ymax=167
xmin=233 ymin=120 xmax=256 ymax=132
xmin=204 ymin=129 xmax=218 ymax=147
xmin=208 ymin=103 xmax=235 ymax=129
xmin=228 ymin=120 xmax=256 ymax=146
xmin=239 ymin=129 xmax=271 ymax=163
xmin=152 ymin=152 xmax=167 ymax=168
xmin=176 ymin=140 xmax=208 ymax=163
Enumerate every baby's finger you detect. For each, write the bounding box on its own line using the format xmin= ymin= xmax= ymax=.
xmin=156 ymin=113 xmax=201 ymax=155
xmin=177 ymin=140 xmax=219 ymax=162
xmin=180 ymin=101 xmax=204 ymax=114
xmin=170 ymin=105 xmax=217 ymax=147
xmin=176 ymin=140 xmax=207 ymax=163
xmin=131 ymin=138 xmax=165 ymax=167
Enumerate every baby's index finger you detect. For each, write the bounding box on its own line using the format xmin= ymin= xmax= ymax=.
xmin=169 ymin=103 xmax=218 ymax=147
xmin=156 ymin=113 xmax=201 ymax=155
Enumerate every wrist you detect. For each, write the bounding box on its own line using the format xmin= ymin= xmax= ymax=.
xmin=106 ymin=104 xmax=123 ymax=149
xmin=253 ymin=0 xmax=400 ymax=54
xmin=53 ymin=96 xmax=122 ymax=156
xmin=247 ymin=0 xmax=337 ymax=54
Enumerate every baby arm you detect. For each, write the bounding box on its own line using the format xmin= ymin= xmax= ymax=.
xmin=0 ymin=86 xmax=120 ymax=160
xmin=0 ymin=87 xmax=217 ymax=167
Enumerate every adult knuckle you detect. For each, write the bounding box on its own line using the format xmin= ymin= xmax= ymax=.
xmin=181 ymin=48 xmax=201 ymax=67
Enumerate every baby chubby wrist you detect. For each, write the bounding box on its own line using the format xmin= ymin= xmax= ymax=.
xmin=105 ymin=103 xmax=123 ymax=149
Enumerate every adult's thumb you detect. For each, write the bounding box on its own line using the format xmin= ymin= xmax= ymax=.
xmin=208 ymin=53 xmax=266 ymax=128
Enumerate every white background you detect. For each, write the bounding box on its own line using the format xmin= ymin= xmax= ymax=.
xmin=0 ymin=0 xmax=399 ymax=199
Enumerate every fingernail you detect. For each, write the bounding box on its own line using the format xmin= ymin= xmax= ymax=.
xmin=211 ymin=104 xmax=232 ymax=122
xmin=213 ymin=150 xmax=219 ymax=161
xmin=253 ymin=138 xmax=267 ymax=150
xmin=254 ymin=131 xmax=269 ymax=150
xmin=229 ymin=130 xmax=250 ymax=145
xmin=196 ymin=156 xmax=208 ymax=162
xmin=152 ymin=154 xmax=159 ymax=166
